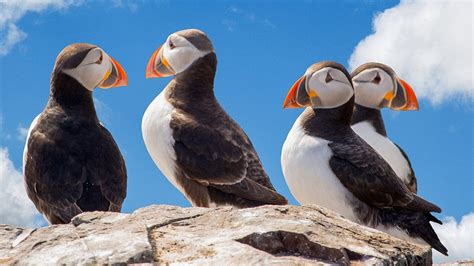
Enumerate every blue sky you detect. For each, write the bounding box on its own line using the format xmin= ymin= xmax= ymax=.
xmin=0 ymin=1 xmax=472 ymax=259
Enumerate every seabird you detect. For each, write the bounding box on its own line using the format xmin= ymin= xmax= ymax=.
xmin=142 ymin=29 xmax=287 ymax=208
xmin=23 ymin=43 xmax=128 ymax=224
xmin=281 ymin=61 xmax=447 ymax=255
xmin=351 ymin=62 xmax=419 ymax=193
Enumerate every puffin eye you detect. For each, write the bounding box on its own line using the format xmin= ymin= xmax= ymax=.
xmin=325 ymin=72 xmax=333 ymax=83
xmin=96 ymin=53 xmax=103 ymax=64
xmin=372 ymin=73 xmax=381 ymax=84
xmin=169 ymin=40 xmax=176 ymax=50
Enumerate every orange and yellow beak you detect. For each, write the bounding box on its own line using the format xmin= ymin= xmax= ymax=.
xmin=98 ymin=56 xmax=128 ymax=89
xmin=145 ymin=45 xmax=175 ymax=79
xmin=283 ymin=76 xmax=311 ymax=109
xmin=385 ymin=78 xmax=419 ymax=111
xmin=397 ymin=78 xmax=419 ymax=110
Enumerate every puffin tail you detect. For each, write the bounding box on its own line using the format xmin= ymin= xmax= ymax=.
xmin=415 ymin=213 xmax=448 ymax=256
xmin=380 ymin=209 xmax=448 ymax=256
xmin=426 ymin=212 xmax=443 ymax=225
xmin=212 ymin=178 xmax=288 ymax=206
xmin=406 ymin=194 xmax=442 ymax=213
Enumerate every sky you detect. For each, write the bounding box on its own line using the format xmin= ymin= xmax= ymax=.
xmin=0 ymin=0 xmax=472 ymax=262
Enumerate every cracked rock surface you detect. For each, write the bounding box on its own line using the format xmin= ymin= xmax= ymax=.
xmin=0 ymin=205 xmax=432 ymax=265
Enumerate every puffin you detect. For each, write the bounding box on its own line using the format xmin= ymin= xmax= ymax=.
xmin=280 ymin=61 xmax=447 ymax=255
xmin=23 ymin=43 xmax=128 ymax=224
xmin=351 ymin=62 xmax=419 ymax=193
xmin=142 ymin=29 xmax=287 ymax=208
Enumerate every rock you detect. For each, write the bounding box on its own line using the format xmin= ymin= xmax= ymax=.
xmin=0 ymin=205 xmax=432 ymax=265
xmin=435 ymin=260 xmax=474 ymax=266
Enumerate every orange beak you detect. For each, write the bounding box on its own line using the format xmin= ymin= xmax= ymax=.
xmin=283 ymin=76 xmax=308 ymax=109
xmin=398 ymin=78 xmax=419 ymax=110
xmin=98 ymin=56 xmax=128 ymax=89
xmin=145 ymin=45 xmax=175 ymax=79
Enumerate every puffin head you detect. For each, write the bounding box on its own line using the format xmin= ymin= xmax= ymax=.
xmin=283 ymin=61 xmax=353 ymax=109
xmin=55 ymin=43 xmax=127 ymax=91
xmin=145 ymin=29 xmax=214 ymax=78
xmin=351 ymin=62 xmax=418 ymax=111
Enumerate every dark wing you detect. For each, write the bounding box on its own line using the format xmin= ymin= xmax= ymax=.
xmin=394 ymin=143 xmax=418 ymax=193
xmin=24 ymin=114 xmax=126 ymax=223
xmin=86 ymin=125 xmax=127 ymax=210
xmin=170 ymin=116 xmax=287 ymax=205
xmin=25 ymin=126 xmax=85 ymax=223
xmin=328 ymin=135 xmax=439 ymax=213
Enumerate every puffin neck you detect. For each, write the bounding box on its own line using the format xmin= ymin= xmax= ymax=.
xmin=301 ymin=98 xmax=355 ymax=139
xmin=48 ymin=72 xmax=98 ymax=119
xmin=314 ymin=97 xmax=354 ymax=124
xmin=351 ymin=104 xmax=387 ymax=136
xmin=173 ymin=52 xmax=217 ymax=95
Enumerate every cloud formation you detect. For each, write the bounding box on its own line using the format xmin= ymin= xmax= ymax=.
xmin=0 ymin=0 xmax=83 ymax=56
xmin=349 ymin=0 xmax=473 ymax=104
xmin=223 ymin=6 xmax=276 ymax=32
xmin=93 ymin=97 xmax=112 ymax=126
xmin=0 ymin=147 xmax=39 ymax=227
xmin=111 ymin=0 xmax=139 ymax=13
xmin=0 ymin=113 xmax=12 ymax=140
xmin=433 ymin=213 xmax=474 ymax=263
xmin=17 ymin=124 xmax=29 ymax=142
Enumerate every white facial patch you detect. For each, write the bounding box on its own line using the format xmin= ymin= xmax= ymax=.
xmin=352 ymin=68 xmax=393 ymax=108
xmin=307 ymin=67 xmax=354 ymax=109
xmin=62 ymin=48 xmax=112 ymax=91
xmin=162 ymin=34 xmax=210 ymax=75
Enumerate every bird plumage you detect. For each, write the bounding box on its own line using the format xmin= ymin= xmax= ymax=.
xmin=282 ymin=61 xmax=447 ymax=255
xmin=351 ymin=63 xmax=419 ymax=193
xmin=23 ymin=43 xmax=127 ymax=224
xmin=351 ymin=108 xmax=418 ymax=193
xmin=143 ymin=32 xmax=286 ymax=208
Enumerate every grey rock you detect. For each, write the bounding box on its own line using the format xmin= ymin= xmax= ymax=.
xmin=435 ymin=260 xmax=474 ymax=266
xmin=0 ymin=204 xmax=433 ymax=265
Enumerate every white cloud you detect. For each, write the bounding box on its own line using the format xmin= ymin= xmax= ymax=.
xmin=0 ymin=0 xmax=83 ymax=56
xmin=349 ymin=0 xmax=473 ymax=105
xmin=111 ymin=0 xmax=140 ymax=12
xmin=0 ymin=113 xmax=4 ymax=139
xmin=0 ymin=23 xmax=26 ymax=55
xmin=223 ymin=6 xmax=276 ymax=32
xmin=0 ymin=113 xmax=12 ymax=140
xmin=222 ymin=19 xmax=237 ymax=32
xmin=17 ymin=123 xmax=29 ymax=142
xmin=0 ymin=147 xmax=39 ymax=227
xmin=433 ymin=213 xmax=474 ymax=263
xmin=93 ymin=97 xmax=112 ymax=125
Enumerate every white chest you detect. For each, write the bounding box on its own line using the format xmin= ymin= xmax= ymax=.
xmin=281 ymin=118 xmax=357 ymax=222
xmin=23 ymin=114 xmax=41 ymax=173
xmin=142 ymin=90 xmax=182 ymax=193
xmin=352 ymin=121 xmax=411 ymax=183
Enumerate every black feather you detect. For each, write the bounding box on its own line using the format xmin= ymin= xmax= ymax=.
xmin=165 ymin=53 xmax=287 ymax=207
xmin=24 ymin=69 xmax=126 ymax=224
xmin=379 ymin=208 xmax=448 ymax=256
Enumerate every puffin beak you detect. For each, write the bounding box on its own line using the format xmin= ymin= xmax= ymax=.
xmin=397 ymin=78 xmax=419 ymax=110
xmin=145 ymin=45 xmax=175 ymax=79
xmin=283 ymin=76 xmax=310 ymax=109
xmin=386 ymin=78 xmax=419 ymax=111
xmin=380 ymin=89 xmax=395 ymax=108
xmin=98 ymin=56 xmax=128 ymax=89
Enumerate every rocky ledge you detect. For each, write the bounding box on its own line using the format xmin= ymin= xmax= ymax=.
xmin=0 ymin=204 xmax=432 ymax=265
